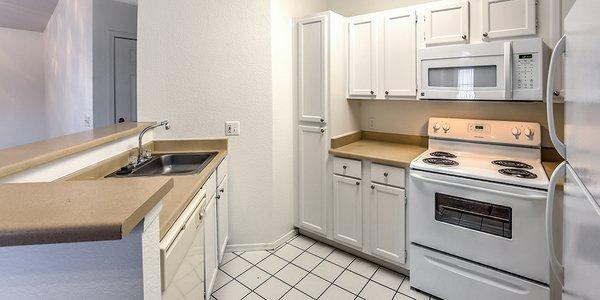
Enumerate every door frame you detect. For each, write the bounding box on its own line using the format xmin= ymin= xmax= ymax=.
xmin=108 ymin=30 xmax=137 ymax=124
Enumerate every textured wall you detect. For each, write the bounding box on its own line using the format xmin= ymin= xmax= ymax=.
xmin=137 ymin=0 xmax=277 ymax=245
xmin=43 ymin=0 xmax=94 ymax=138
xmin=0 ymin=27 xmax=47 ymax=149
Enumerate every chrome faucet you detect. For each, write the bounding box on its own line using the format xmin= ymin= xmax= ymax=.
xmin=136 ymin=121 xmax=170 ymax=166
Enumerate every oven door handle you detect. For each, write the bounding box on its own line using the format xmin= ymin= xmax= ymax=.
xmin=410 ymin=173 xmax=547 ymax=200
xmin=546 ymin=161 xmax=565 ymax=287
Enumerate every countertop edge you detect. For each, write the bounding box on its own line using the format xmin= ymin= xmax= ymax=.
xmin=122 ymin=178 xmax=175 ymax=237
xmin=0 ymin=122 xmax=154 ymax=178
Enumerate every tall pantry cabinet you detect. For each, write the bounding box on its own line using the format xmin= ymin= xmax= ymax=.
xmin=295 ymin=11 xmax=347 ymax=238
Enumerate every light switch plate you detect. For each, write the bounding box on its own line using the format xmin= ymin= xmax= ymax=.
xmin=225 ymin=121 xmax=240 ymax=136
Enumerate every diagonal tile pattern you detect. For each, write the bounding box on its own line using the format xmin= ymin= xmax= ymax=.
xmin=212 ymin=234 xmax=437 ymax=300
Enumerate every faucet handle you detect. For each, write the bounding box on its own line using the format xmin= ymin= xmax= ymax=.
xmin=128 ymin=156 xmax=138 ymax=166
xmin=142 ymin=149 xmax=152 ymax=159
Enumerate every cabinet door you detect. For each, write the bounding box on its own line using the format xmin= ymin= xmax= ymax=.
xmin=369 ymin=183 xmax=406 ymax=264
xmin=383 ymin=10 xmax=417 ymax=97
xmin=348 ymin=16 xmax=378 ymax=98
xmin=204 ymin=195 xmax=218 ymax=297
xmin=298 ymin=15 xmax=328 ymax=123
xmin=298 ymin=125 xmax=327 ymax=236
xmin=482 ymin=0 xmax=536 ymax=40
xmin=332 ymin=175 xmax=362 ymax=249
xmin=424 ymin=0 xmax=470 ymax=46
xmin=217 ymin=176 xmax=228 ymax=262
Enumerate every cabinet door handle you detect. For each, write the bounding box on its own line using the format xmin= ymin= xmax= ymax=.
xmin=482 ymin=32 xmax=488 ymax=38
xmin=370 ymin=185 xmax=375 ymax=190
xmin=370 ymin=90 xmax=374 ymax=95
xmin=383 ymin=172 xmax=389 ymax=177
xmin=320 ymin=128 xmax=325 ymax=133
xmin=216 ymin=195 xmax=221 ymax=199
xmin=219 ymin=188 xmax=225 ymax=193
xmin=320 ymin=118 xmax=325 ymax=123
xmin=385 ymin=91 xmax=389 ymax=95
xmin=342 ymin=165 xmax=347 ymax=170
xmin=355 ymin=181 xmax=360 ymax=186
xmin=462 ymin=34 xmax=467 ymax=40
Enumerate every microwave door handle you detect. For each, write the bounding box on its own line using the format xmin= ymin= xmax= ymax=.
xmin=547 ymin=35 xmax=567 ymax=158
xmin=546 ymin=161 xmax=566 ymax=286
xmin=504 ymin=41 xmax=512 ymax=100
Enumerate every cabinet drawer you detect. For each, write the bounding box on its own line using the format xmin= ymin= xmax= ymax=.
xmin=204 ymin=171 xmax=217 ymax=201
xmin=333 ymin=157 xmax=362 ymax=179
xmin=217 ymin=156 xmax=227 ymax=185
xmin=371 ymin=163 xmax=405 ymax=188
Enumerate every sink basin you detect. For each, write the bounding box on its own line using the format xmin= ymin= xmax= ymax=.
xmin=107 ymin=152 xmax=218 ymax=177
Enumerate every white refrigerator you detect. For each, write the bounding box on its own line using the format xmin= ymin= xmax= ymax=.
xmin=546 ymin=1 xmax=600 ymax=299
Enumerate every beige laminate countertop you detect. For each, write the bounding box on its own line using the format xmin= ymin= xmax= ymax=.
xmin=0 ymin=122 xmax=153 ymax=178
xmin=330 ymin=139 xmax=427 ymax=168
xmin=0 ymin=178 xmax=173 ymax=247
xmin=63 ymin=139 xmax=228 ymax=240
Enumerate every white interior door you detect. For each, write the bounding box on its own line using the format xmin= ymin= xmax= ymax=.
xmin=424 ymin=0 xmax=470 ymax=46
xmin=348 ymin=16 xmax=377 ymax=98
xmin=298 ymin=16 xmax=328 ymax=123
xmin=114 ymin=37 xmax=137 ymax=124
xmin=383 ymin=9 xmax=416 ymax=97
xmin=298 ymin=125 xmax=327 ymax=236
xmin=369 ymin=183 xmax=406 ymax=264
xmin=332 ymin=175 xmax=362 ymax=249
xmin=481 ymin=0 xmax=537 ymax=40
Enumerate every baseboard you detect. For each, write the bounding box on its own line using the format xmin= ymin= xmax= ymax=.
xmin=225 ymin=229 xmax=297 ymax=252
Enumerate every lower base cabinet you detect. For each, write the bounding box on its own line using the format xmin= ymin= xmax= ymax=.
xmin=204 ymin=195 xmax=218 ymax=298
xmin=332 ymin=175 xmax=363 ymax=249
xmin=369 ymin=183 xmax=406 ymax=264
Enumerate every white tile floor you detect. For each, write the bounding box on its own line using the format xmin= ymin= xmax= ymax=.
xmin=211 ymin=234 xmax=436 ymax=300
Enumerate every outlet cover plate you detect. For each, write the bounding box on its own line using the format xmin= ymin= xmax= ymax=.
xmin=225 ymin=121 xmax=240 ymax=136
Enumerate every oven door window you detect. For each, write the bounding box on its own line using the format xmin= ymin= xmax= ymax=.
xmin=428 ymin=65 xmax=498 ymax=89
xmin=435 ymin=193 xmax=512 ymax=238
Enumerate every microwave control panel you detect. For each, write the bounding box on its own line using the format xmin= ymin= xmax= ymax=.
xmin=514 ymin=53 xmax=538 ymax=90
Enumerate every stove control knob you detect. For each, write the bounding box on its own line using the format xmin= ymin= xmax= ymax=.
xmin=442 ymin=123 xmax=450 ymax=133
xmin=524 ymin=128 xmax=534 ymax=140
xmin=512 ymin=127 xmax=521 ymax=139
xmin=433 ymin=122 xmax=441 ymax=132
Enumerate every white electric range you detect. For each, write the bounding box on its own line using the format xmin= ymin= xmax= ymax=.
xmin=408 ymin=118 xmax=551 ymax=300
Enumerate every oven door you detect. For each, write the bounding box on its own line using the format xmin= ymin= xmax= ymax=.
xmin=419 ymin=41 xmax=512 ymax=100
xmin=409 ymin=169 xmax=548 ymax=283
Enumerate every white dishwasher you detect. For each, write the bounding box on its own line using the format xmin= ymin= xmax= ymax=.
xmin=161 ymin=189 xmax=207 ymax=300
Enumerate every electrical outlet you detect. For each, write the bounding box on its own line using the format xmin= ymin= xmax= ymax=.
xmin=368 ymin=117 xmax=376 ymax=129
xmin=225 ymin=121 xmax=240 ymax=136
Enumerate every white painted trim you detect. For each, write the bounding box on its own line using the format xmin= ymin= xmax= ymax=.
xmin=225 ymin=229 xmax=297 ymax=252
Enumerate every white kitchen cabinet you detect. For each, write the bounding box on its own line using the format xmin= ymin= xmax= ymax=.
xmin=369 ymin=183 xmax=406 ymax=264
xmin=216 ymin=175 xmax=228 ymax=262
xmin=298 ymin=15 xmax=328 ymax=123
xmin=204 ymin=195 xmax=218 ymax=298
xmin=298 ymin=125 xmax=327 ymax=236
xmin=332 ymin=175 xmax=363 ymax=249
xmin=348 ymin=16 xmax=378 ymax=98
xmin=382 ymin=9 xmax=417 ymax=98
xmin=423 ymin=0 xmax=470 ymax=46
xmin=481 ymin=0 xmax=537 ymax=40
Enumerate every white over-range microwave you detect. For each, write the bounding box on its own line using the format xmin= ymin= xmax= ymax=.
xmin=418 ymin=38 xmax=548 ymax=101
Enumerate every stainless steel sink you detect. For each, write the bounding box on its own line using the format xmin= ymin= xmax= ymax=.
xmin=107 ymin=152 xmax=217 ymax=177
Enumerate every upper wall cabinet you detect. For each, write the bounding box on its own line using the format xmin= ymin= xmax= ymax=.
xmin=383 ymin=9 xmax=417 ymax=97
xmin=298 ymin=16 xmax=328 ymax=123
xmin=348 ymin=16 xmax=378 ymax=98
xmin=348 ymin=9 xmax=417 ymax=100
xmin=423 ymin=0 xmax=470 ymax=46
xmin=481 ymin=0 xmax=537 ymax=40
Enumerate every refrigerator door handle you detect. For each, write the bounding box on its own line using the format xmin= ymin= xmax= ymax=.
xmin=546 ymin=35 xmax=567 ymax=158
xmin=546 ymin=161 xmax=566 ymax=286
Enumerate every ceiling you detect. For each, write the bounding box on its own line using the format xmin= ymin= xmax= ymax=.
xmin=0 ymin=0 xmax=59 ymax=32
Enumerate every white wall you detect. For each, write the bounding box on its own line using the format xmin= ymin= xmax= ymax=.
xmin=92 ymin=0 xmax=137 ymax=128
xmin=138 ymin=0 xmax=281 ymax=246
xmin=0 ymin=27 xmax=47 ymax=149
xmin=327 ymin=0 xmax=437 ymax=17
xmin=43 ymin=0 xmax=94 ymax=138
xmin=272 ymin=0 xmax=329 ymax=247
